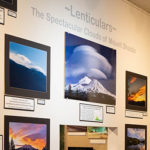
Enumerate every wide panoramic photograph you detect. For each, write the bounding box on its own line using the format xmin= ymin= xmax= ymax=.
xmin=65 ymin=32 xmax=116 ymax=105
xmin=9 ymin=41 xmax=47 ymax=92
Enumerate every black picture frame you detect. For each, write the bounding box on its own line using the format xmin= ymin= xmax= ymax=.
xmin=0 ymin=7 xmax=4 ymax=25
xmin=0 ymin=135 xmax=3 ymax=150
xmin=4 ymin=115 xmax=50 ymax=150
xmin=125 ymin=124 xmax=147 ymax=150
xmin=0 ymin=0 xmax=17 ymax=11
xmin=5 ymin=34 xmax=50 ymax=99
xmin=126 ymin=71 xmax=147 ymax=111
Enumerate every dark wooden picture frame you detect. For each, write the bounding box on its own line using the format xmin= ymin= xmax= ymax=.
xmin=0 ymin=0 xmax=17 ymax=11
xmin=126 ymin=71 xmax=147 ymax=111
xmin=4 ymin=115 xmax=50 ymax=150
xmin=125 ymin=124 xmax=147 ymax=150
xmin=5 ymin=34 xmax=50 ymax=99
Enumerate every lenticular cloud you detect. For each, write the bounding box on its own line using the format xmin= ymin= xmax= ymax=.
xmin=65 ymin=45 xmax=112 ymax=80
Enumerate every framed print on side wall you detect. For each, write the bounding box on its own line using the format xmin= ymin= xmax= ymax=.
xmin=4 ymin=115 xmax=50 ymax=150
xmin=125 ymin=124 xmax=147 ymax=150
xmin=65 ymin=32 xmax=116 ymax=105
xmin=5 ymin=34 xmax=50 ymax=99
xmin=0 ymin=0 xmax=17 ymax=11
xmin=126 ymin=71 xmax=147 ymax=111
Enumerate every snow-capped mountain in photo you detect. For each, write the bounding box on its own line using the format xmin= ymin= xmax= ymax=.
xmin=65 ymin=76 xmax=115 ymax=98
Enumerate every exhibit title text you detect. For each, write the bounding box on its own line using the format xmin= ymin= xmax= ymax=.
xmin=65 ymin=5 xmax=116 ymax=32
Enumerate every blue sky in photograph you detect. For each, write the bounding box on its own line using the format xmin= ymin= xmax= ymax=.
xmin=9 ymin=41 xmax=47 ymax=75
xmin=127 ymin=128 xmax=145 ymax=140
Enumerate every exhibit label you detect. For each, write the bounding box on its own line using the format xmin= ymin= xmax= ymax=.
xmin=125 ymin=110 xmax=143 ymax=119
xmin=0 ymin=135 xmax=2 ymax=150
xmin=106 ymin=106 xmax=115 ymax=114
xmin=80 ymin=103 xmax=103 ymax=122
xmin=5 ymin=96 xmax=35 ymax=111
xmin=0 ymin=7 xmax=4 ymax=24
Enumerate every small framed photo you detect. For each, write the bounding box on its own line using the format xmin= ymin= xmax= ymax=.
xmin=126 ymin=71 xmax=147 ymax=111
xmin=0 ymin=0 xmax=17 ymax=11
xmin=0 ymin=7 xmax=4 ymax=25
xmin=125 ymin=124 xmax=147 ymax=150
xmin=4 ymin=115 xmax=50 ymax=150
xmin=0 ymin=135 xmax=3 ymax=150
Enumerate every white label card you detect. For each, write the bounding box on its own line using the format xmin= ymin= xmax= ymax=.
xmin=106 ymin=106 xmax=115 ymax=114
xmin=5 ymin=96 xmax=35 ymax=111
xmin=0 ymin=135 xmax=3 ymax=150
xmin=0 ymin=8 xmax=4 ymax=24
xmin=125 ymin=110 xmax=143 ymax=119
xmin=37 ymin=99 xmax=45 ymax=105
xmin=8 ymin=9 xmax=17 ymax=18
xmin=80 ymin=103 xmax=103 ymax=122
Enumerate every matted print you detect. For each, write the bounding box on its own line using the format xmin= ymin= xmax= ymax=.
xmin=126 ymin=71 xmax=147 ymax=111
xmin=5 ymin=34 xmax=50 ymax=99
xmin=65 ymin=32 xmax=116 ymax=105
xmin=125 ymin=124 xmax=147 ymax=150
xmin=4 ymin=115 xmax=50 ymax=150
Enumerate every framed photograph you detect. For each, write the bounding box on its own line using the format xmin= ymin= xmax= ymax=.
xmin=0 ymin=7 xmax=4 ymax=25
xmin=4 ymin=115 xmax=50 ymax=150
xmin=65 ymin=32 xmax=116 ymax=105
xmin=0 ymin=0 xmax=17 ymax=11
xmin=125 ymin=124 xmax=147 ymax=150
xmin=5 ymin=34 xmax=50 ymax=99
xmin=0 ymin=135 xmax=3 ymax=150
xmin=126 ymin=71 xmax=147 ymax=111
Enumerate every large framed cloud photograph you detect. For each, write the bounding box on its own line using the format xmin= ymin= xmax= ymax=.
xmin=126 ymin=71 xmax=147 ymax=111
xmin=125 ymin=124 xmax=147 ymax=150
xmin=5 ymin=34 xmax=50 ymax=99
xmin=65 ymin=32 xmax=116 ymax=105
xmin=4 ymin=115 xmax=50 ymax=150
xmin=0 ymin=0 xmax=17 ymax=11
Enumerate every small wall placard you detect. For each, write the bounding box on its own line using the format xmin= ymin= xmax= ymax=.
xmin=106 ymin=106 xmax=115 ymax=114
xmin=37 ymin=99 xmax=45 ymax=105
xmin=125 ymin=110 xmax=143 ymax=119
xmin=0 ymin=135 xmax=3 ymax=150
xmin=79 ymin=103 xmax=103 ymax=122
xmin=0 ymin=7 xmax=4 ymax=24
xmin=4 ymin=95 xmax=35 ymax=111
xmin=8 ymin=9 xmax=16 ymax=18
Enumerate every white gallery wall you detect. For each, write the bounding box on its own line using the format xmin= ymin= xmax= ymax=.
xmin=0 ymin=0 xmax=150 ymax=149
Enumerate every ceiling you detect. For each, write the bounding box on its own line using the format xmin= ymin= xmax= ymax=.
xmin=127 ymin=0 xmax=150 ymax=14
